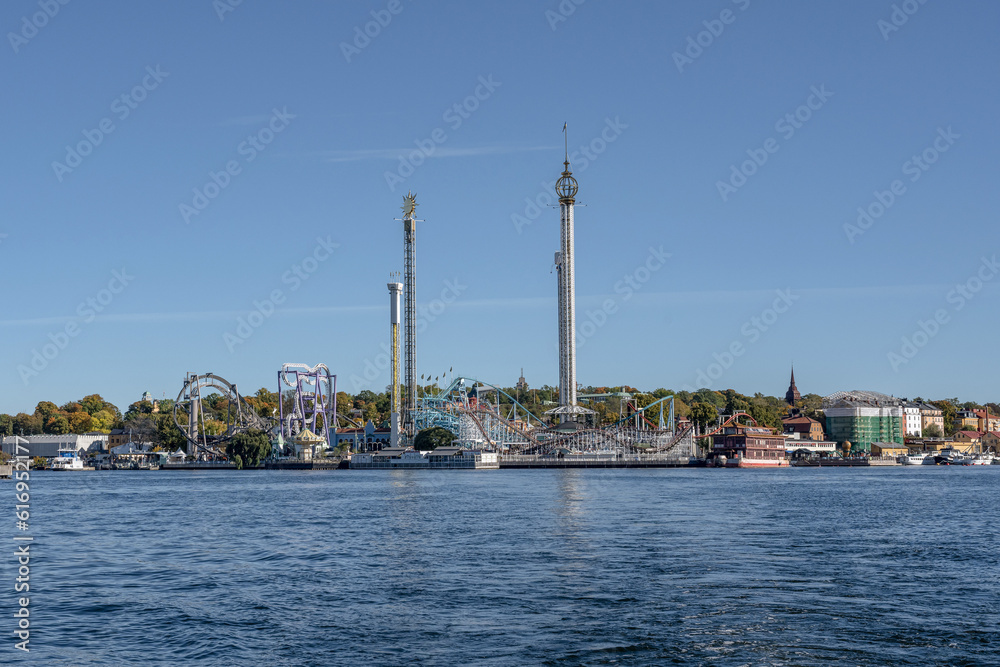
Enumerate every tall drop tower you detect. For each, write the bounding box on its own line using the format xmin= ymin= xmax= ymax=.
xmin=555 ymin=127 xmax=579 ymax=422
xmin=400 ymin=192 xmax=419 ymax=439
xmin=388 ymin=277 xmax=402 ymax=447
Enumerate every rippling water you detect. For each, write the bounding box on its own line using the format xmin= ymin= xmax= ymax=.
xmin=4 ymin=467 xmax=999 ymax=665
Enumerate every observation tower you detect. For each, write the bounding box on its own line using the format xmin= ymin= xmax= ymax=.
xmin=546 ymin=125 xmax=592 ymax=424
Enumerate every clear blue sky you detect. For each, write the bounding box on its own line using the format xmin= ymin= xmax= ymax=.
xmin=2 ymin=0 xmax=998 ymax=414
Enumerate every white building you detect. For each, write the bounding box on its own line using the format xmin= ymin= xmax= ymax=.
xmin=2 ymin=433 xmax=108 ymax=458
xmin=903 ymin=402 xmax=923 ymax=437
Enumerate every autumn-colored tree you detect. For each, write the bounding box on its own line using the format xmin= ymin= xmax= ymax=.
xmin=69 ymin=412 xmax=94 ymax=434
xmin=91 ymin=410 xmax=117 ymax=433
xmin=45 ymin=415 xmax=70 ymax=435
xmin=34 ymin=401 xmax=60 ymax=423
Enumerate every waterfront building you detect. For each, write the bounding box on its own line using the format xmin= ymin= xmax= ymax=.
xmin=981 ymin=431 xmax=1000 ymax=452
xmin=783 ymin=431 xmax=837 ymax=455
xmin=902 ymin=402 xmax=923 ymax=437
xmin=904 ymin=438 xmax=954 ymax=453
xmin=2 ymin=433 xmax=108 ymax=458
xmin=972 ymin=409 xmax=1000 ymax=433
xmin=334 ymin=419 xmax=391 ymax=452
xmin=712 ymin=421 xmax=789 ymax=467
xmin=822 ymin=391 xmax=904 ymax=453
xmin=781 ymin=414 xmax=825 ymax=441
xmin=957 ymin=409 xmax=980 ymax=430
xmin=108 ymin=429 xmax=128 ymax=450
xmin=871 ymin=442 xmax=907 ymax=457
xmin=953 ymin=430 xmax=983 ymax=449
xmin=916 ymin=402 xmax=944 ymax=435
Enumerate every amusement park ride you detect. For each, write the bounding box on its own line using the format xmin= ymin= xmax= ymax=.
xmin=172 ymin=365 xmax=338 ymax=457
xmin=168 ymin=127 xmax=692 ymax=459
xmin=412 ymin=377 xmax=694 ymax=457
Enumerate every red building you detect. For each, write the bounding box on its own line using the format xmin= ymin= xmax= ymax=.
xmin=713 ymin=421 xmax=789 ymax=467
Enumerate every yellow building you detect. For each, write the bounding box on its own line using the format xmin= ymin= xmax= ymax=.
xmin=871 ymin=443 xmax=907 ymax=457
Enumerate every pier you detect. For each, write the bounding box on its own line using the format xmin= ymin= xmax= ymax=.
xmin=499 ymin=455 xmax=699 ymax=469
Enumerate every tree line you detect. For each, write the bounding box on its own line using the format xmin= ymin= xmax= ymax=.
xmin=1 ymin=387 xmax=994 ymax=446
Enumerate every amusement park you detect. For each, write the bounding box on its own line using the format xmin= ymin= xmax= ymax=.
xmin=164 ymin=133 xmax=698 ymax=468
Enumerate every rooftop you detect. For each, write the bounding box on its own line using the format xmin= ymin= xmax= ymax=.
xmin=823 ymin=390 xmax=902 ymax=408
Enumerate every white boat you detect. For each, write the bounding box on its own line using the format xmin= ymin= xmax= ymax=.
xmin=968 ymin=453 xmax=995 ymax=466
xmin=899 ymin=452 xmax=933 ymax=465
xmin=50 ymin=449 xmax=87 ymax=470
xmin=933 ymin=447 xmax=971 ymax=465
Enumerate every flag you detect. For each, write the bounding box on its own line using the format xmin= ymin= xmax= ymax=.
xmin=563 ymin=122 xmax=567 ymax=133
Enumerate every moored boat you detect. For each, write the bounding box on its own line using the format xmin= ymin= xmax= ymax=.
xmin=968 ymin=453 xmax=995 ymax=466
xmin=899 ymin=452 xmax=933 ymax=465
xmin=50 ymin=448 xmax=92 ymax=471
xmin=933 ymin=447 xmax=970 ymax=465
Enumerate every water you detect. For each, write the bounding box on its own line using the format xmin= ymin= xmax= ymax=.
xmin=4 ymin=467 xmax=999 ymax=665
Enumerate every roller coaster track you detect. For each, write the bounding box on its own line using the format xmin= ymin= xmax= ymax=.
xmin=447 ymin=402 xmax=693 ymax=457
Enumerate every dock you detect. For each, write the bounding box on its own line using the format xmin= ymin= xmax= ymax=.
xmin=499 ymin=455 xmax=699 ymax=469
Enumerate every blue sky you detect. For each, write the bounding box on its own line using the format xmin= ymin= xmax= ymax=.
xmin=2 ymin=0 xmax=998 ymax=413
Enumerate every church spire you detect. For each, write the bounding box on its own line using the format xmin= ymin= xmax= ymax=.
xmin=785 ymin=365 xmax=801 ymax=406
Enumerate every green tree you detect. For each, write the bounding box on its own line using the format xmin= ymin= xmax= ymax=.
xmin=155 ymin=414 xmax=187 ymax=451
xmin=691 ymin=402 xmax=718 ymax=432
xmin=124 ymin=400 xmax=155 ymax=421
xmin=0 ymin=414 xmax=13 ymax=438
xmin=724 ymin=390 xmax=750 ymax=416
xmin=14 ymin=413 xmax=41 ymax=435
xmin=45 ymin=415 xmax=70 ymax=435
xmin=934 ymin=400 xmax=957 ymax=434
xmin=226 ymin=428 xmax=270 ymax=468
xmin=31 ymin=456 xmax=46 ymax=470
xmin=924 ymin=424 xmax=942 ymax=438
xmin=414 ymin=426 xmax=455 ymax=451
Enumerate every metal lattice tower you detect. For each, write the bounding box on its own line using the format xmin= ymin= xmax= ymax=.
xmin=400 ymin=193 xmax=419 ymax=440
xmin=388 ymin=277 xmax=402 ymax=447
xmin=555 ymin=128 xmax=579 ymax=421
